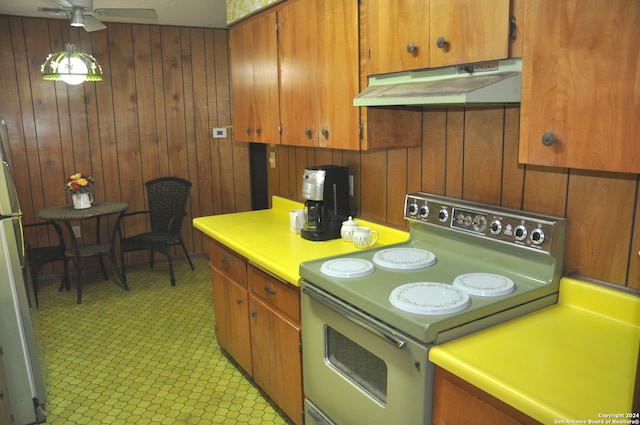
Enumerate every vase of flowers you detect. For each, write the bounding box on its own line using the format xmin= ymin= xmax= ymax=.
xmin=65 ymin=173 xmax=95 ymax=209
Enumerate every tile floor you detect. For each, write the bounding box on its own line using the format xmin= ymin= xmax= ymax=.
xmin=36 ymin=256 xmax=293 ymax=425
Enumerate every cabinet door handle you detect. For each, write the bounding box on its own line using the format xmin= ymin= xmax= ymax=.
xmin=436 ymin=36 xmax=448 ymax=49
xmin=256 ymin=127 xmax=262 ymax=135
xmin=221 ymin=257 xmax=230 ymax=267
xmin=304 ymin=128 xmax=312 ymax=138
xmin=321 ymin=127 xmax=329 ymax=138
xmin=542 ymin=132 xmax=557 ymax=146
xmin=245 ymin=127 xmax=251 ymax=135
xmin=406 ymin=42 xmax=416 ymax=53
xmin=264 ymin=286 xmax=277 ymax=295
xmin=509 ymin=16 xmax=517 ymax=41
xmin=236 ymin=298 xmax=243 ymax=305
xmin=251 ymin=311 xmax=257 ymax=317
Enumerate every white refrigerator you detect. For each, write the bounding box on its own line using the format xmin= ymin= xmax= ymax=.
xmin=0 ymin=115 xmax=47 ymax=424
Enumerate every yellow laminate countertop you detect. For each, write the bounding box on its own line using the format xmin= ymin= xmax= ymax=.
xmin=430 ymin=277 xmax=640 ymax=423
xmin=192 ymin=196 xmax=409 ymax=286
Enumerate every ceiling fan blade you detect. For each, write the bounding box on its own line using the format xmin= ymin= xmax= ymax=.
xmin=82 ymin=15 xmax=107 ymax=32
xmin=38 ymin=6 xmax=70 ymax=16
xmin=93 ymin=9 xmax=158 ymax=20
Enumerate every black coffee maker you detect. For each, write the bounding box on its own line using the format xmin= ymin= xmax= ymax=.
xmin=301 ymin=165 xmax=350 ymax=241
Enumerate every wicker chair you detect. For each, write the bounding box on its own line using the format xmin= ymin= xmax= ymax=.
xmin=114 ymin=177 xmax=195 ymax=286
xmin=24 ymin=221 xmax=71 ymax=307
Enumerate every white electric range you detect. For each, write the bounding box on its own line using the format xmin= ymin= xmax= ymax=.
xmin=299 ymin=192 xmax=566 ymax=425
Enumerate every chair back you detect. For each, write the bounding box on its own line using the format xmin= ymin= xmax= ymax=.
xmin=145 ymin=177 xmax=192 ymax=237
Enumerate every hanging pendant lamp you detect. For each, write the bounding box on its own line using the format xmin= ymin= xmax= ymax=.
xmin=41 ymin=43 xmax=103 ymax=85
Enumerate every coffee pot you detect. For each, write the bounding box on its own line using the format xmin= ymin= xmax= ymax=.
xmin=300 ymin=165 xmax=350 ymax=241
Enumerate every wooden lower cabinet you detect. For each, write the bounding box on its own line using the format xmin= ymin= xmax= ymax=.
xmin=433 ymin=366 xmax=541 ymax=425
xmin=209 ymin=241 xmax=303 ymax=425
xmin=211 ymin=267 xmax=253 ymax=375
xmin=249 ymin=295 xmax=302 ymax=425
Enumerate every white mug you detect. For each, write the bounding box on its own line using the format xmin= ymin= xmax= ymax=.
xmin=289 ymin=209 xmax=305 ymax=233
xmin=352 ymin=226 xmax=379 ymax=248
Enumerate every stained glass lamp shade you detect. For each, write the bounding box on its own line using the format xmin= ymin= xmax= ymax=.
xmin=41 ymin=44 xmax=103 ymax=85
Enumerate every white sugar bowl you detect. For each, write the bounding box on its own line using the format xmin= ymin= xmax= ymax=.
xmin=340 ymin=216 xmax=359 ymax=242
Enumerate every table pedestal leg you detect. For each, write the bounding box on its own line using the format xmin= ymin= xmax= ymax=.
xmin=61 ymin=220 xmax=84 ymax=303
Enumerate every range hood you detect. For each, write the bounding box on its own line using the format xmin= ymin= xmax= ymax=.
xmin=354 ymin=58 xmax=522 ymax=107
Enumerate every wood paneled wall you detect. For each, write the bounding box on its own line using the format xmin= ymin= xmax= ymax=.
xmin=268 ymin=107 xmax=640 ymax=291
xmin=2 ymin=15 xmax=639 ymax=293
xmin=0 ymin=15 xmax=251 ymax=274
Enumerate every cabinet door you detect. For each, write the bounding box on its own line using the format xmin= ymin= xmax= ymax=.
xmin=211 ymin=268 xmax=253 ymax=375
xmin=365 ymin=0 xmax=430 ymax=75
xmin=519 ymin=0 xmax=640 ymax=173
xmin=317 ymin=0 xmax=360 ymax=149
xmin=433 ymin=367 xmax=539 ymax=425
xmin=230 ymin=12 xmax=279 ymax=144
xmin=279 ymin=0 xmax=319 ymax=147
xmin=430 ymin=0 xmax=510 ymax=68
xmin=252 ymin=11 xmax=280 ymax=143
xmin=249 ymin=295 xmax=303 ymax=425
xmin=230 ymin=22 xmax=254 ymax=142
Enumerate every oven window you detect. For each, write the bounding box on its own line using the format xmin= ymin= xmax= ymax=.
xmin=325 ymin=326 xmax=388 ymax=405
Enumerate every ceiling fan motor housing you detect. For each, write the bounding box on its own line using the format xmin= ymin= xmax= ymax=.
xmin=58 ymin=0 xmax=93 ymax=9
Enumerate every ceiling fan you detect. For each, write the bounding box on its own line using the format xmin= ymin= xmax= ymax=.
xmin=38 ymin=0 xmax=158 ymax=32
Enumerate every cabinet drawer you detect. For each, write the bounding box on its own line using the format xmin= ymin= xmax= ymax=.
xmin=209 ymin=241 xmax=247 ymax=286
xmin=248 ymin=265 xmax=300 ymax=323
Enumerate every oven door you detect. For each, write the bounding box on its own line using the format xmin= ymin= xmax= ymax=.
xmin=302 ymin=282 xmax=433 ymax=425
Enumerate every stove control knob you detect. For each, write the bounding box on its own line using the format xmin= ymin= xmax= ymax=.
xmin=530 ymin=227 xmax=545 ymax=245
xmin=490 ymin=219 xmax=502 ymax=235
xmin=408 ymin=202 xmax=419 ymax=216
xmin=419 ymin=204 xmax=430 ymax=219
xmin=514 ymin=224 xmax=528 ymax=241
xmin=438 ymin=207 xmax=449 ymax=222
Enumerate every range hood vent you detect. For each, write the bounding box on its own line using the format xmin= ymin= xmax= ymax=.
xmin=354 ymin=59 xmax=522 ymax=107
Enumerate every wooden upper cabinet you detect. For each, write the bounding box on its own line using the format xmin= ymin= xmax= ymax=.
xmin=278 ymin=0 xmax=319 ymax=147
xmin=365 ymin=0 xmax=430 ymax=76
xmin=279 ymin=0 xmax=360 ymax=149
xmin=230 ymin=11 xmax=280 ymax=144
xmin=364 ymin=0 xmax=513 ymax=75
xmin=430 ymin=0 xmax=511 ymax=68
xmin=519 ymin=0 xmax=640 ymax=173
xmin=317 ymin=0 xmax=360 ymax=150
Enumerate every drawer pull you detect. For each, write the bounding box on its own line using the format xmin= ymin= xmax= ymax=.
xmin=264 ymin=286 xmax=277 ymax=295
xmin=236 ymin=298 xmax=243 ymax=305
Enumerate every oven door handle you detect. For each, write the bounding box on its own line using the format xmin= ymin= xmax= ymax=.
xmin=303 ymin=286 xmax=407 ymax=349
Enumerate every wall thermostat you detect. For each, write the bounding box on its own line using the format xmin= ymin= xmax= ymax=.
xmin=212 ymin=128 xmax=227 ymax=138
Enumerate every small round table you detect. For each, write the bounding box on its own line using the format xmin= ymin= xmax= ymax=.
xmin=39 ymin=201 xmax=129 ymax=303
